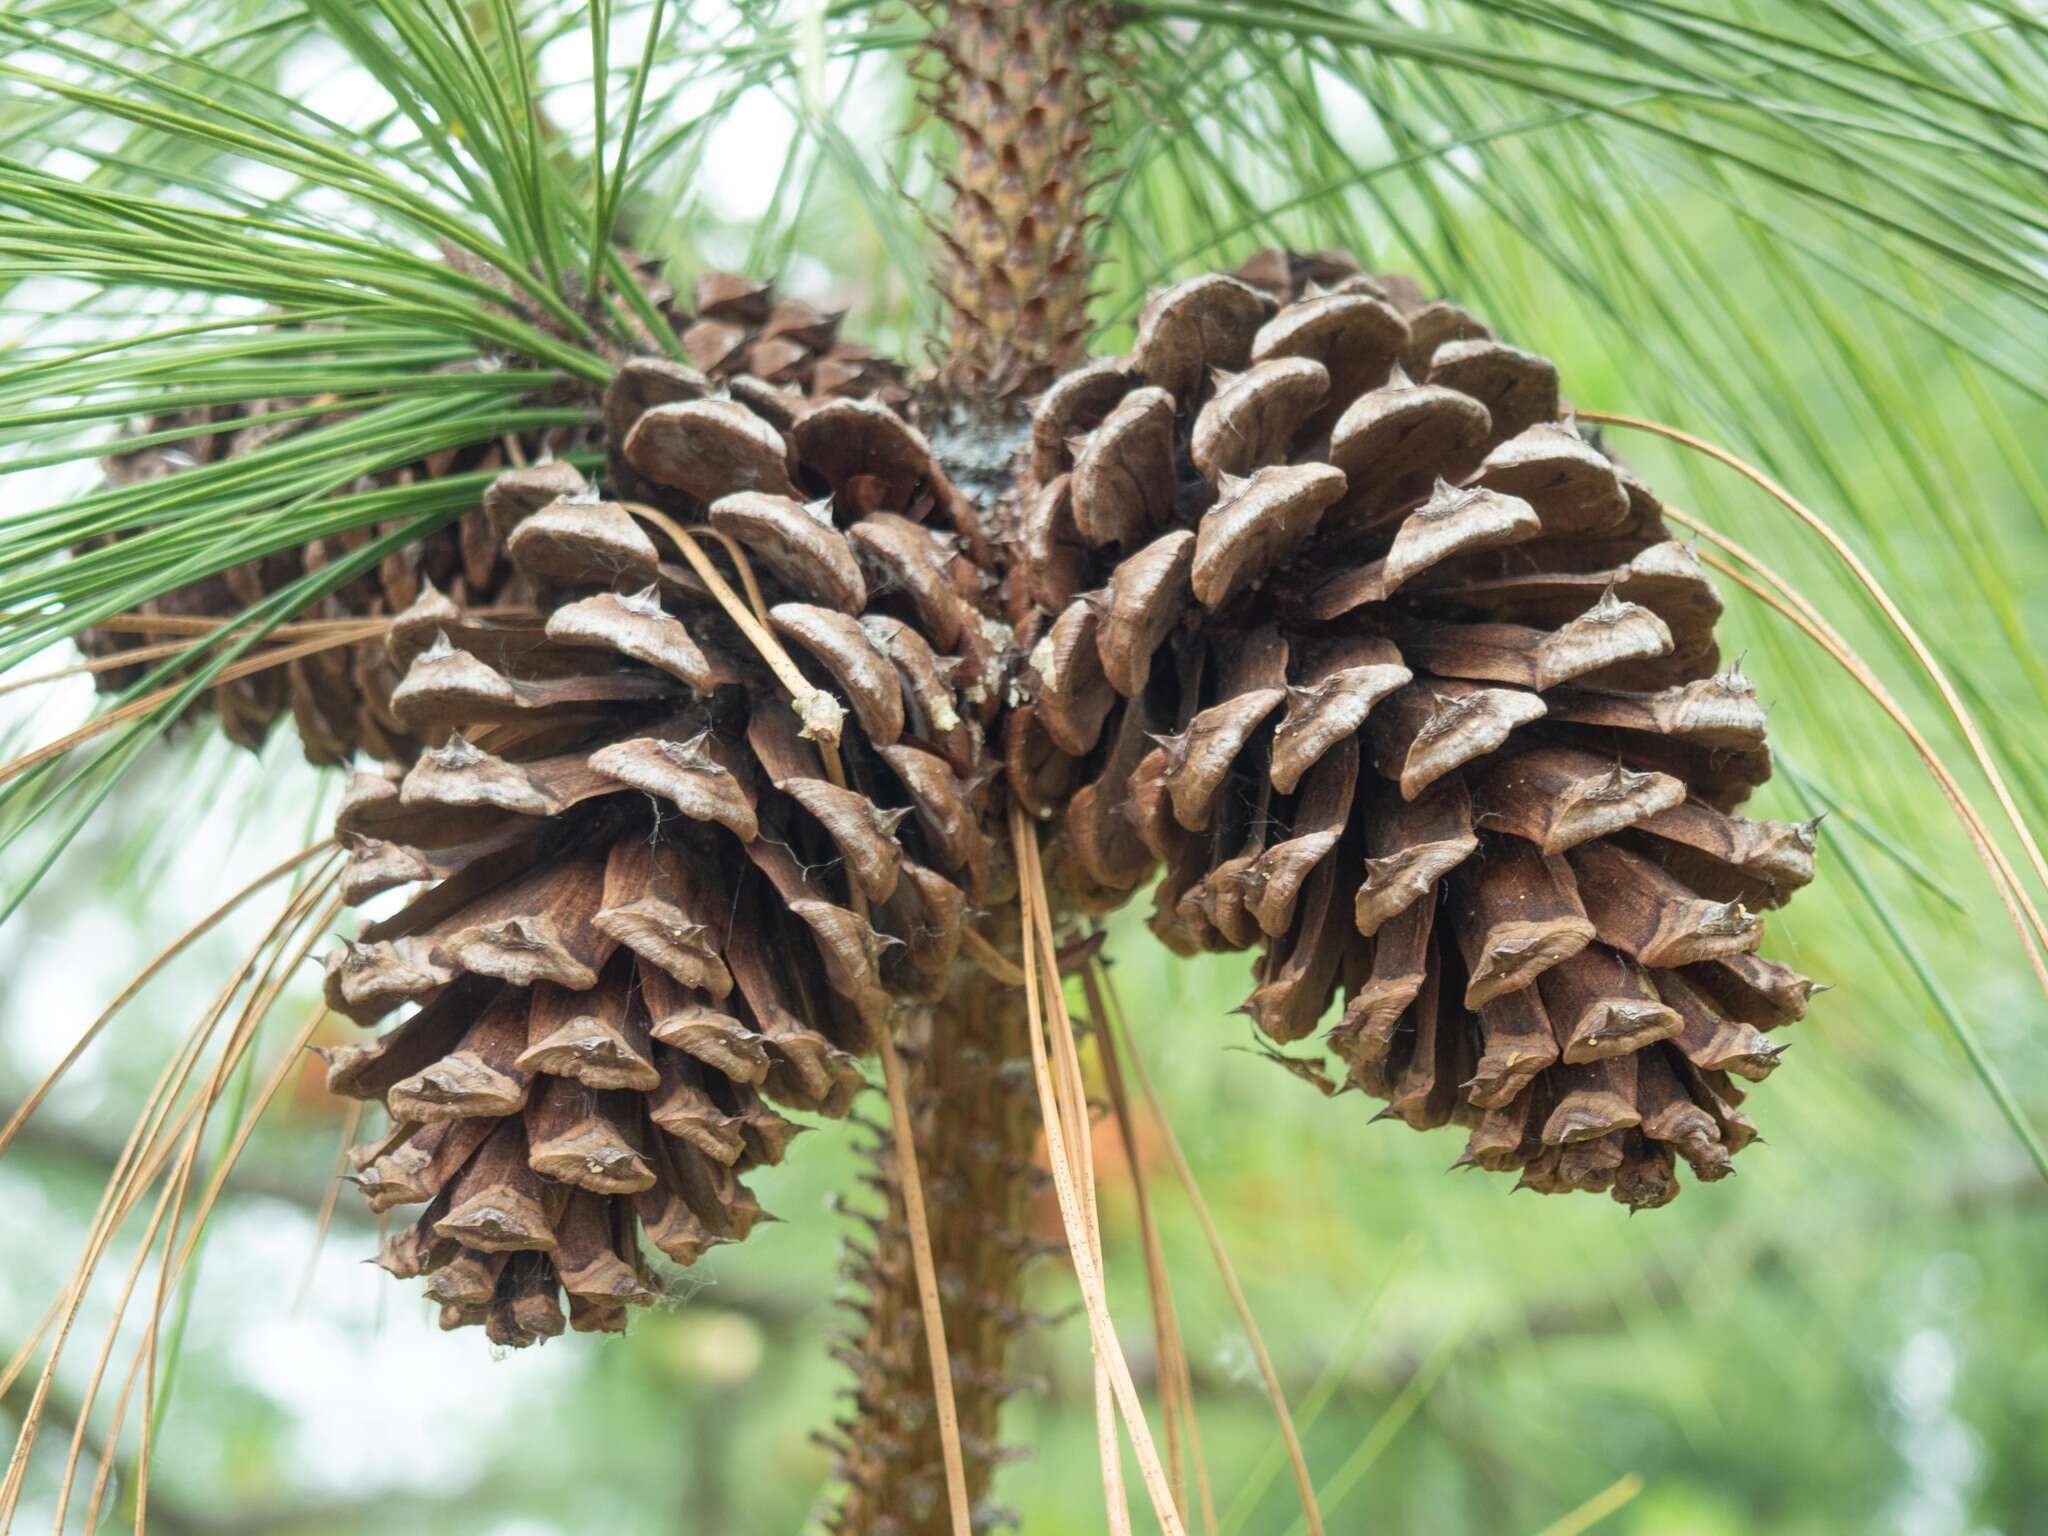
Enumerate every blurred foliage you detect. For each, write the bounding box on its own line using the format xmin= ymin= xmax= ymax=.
xmin=3 ymin=0 xmax=2047 ymax=1533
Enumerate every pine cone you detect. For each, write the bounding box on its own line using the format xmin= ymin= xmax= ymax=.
xmin=84 ymin=399 xmax=545 ymax=763
xmin=673 ymin=269 xmax=908 ymax=407
xmin=80 ymin=272 xmax=902 ymax=766
xmin=326 ymin=383 xmax=1003 ymax=1341
xmin=1018 ymin=248 xmax=1819 ymax=1204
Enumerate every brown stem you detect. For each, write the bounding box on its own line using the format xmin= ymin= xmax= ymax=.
xmin=832 ymin=933 xmax=1043 ymax=1534
xmin=931 ymin=1 xmax=1114 ymax=402
xmin=832 ymin=5 xmax=1122 ymax=1524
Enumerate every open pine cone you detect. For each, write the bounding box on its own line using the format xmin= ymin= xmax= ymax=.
xmin=81 ymin=271 xmax=903 ymax=766
xmin=88 ymin=406 xmax=546 ymax=763
xmin=318 ymin=246 xmax=1816 ymax=1342
xmin=323 ymin=377 xmax=1004 ymax=1343
xmin=1019 ymin=249 xmax=1818 ymax=1201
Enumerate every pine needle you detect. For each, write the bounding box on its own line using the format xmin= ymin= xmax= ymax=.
xmin=0 ymin=635 xmax=274 ymax=697
xmin=76 ymin=879 xmax=341 ymax=1533
xmin=80 ymin=991 xmax=335 ymax=1536
xmin=1530 ymin=1473 xmax=1646 ymax=1536
xmin=1218 ymin=1233 xmax=1423 ymax=1536
xmin=1669 ymin=519 xmax=2048 ymax=976
xmin=294 ymin=1099 xmax=363 ymax=1314
xmin=961 ymin=925 xmax=1029 ymax=986
xmin=1085 ymin=959 xmax=1214 ymax=1534
xmin=1092 ymin=959 xmax=1323 ymax=1536
xmin=0 ymin=837 xmax=330 ymax=1162
xmin=870 ymin=1029 xmax=975 ymax=1536
xmin=1012 ymin=805 xmax=1185 ymax=1535
xmin=3 ymin=860 xmax=341 ymax=1527
xmin=1286 ymin=1317 xmax=1472 ymax=1536
xmin=0 ymin=622 xmax=386 ymax=786
xmin=135 ymin=974 xmax=338 ymax=1533
xmin=1677 ymin=528 xmax=2048 ymax=1180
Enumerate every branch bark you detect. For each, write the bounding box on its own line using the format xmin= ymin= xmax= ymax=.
xmin=831 ymin=941 xmax=1045 ymax=1534
xmin=931 ymin=0 xmax=1114 ymax=402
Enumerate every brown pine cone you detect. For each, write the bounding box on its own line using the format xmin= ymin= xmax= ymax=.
xmin=326 ymin=387 xmax=1004 ymax=1340
xmin=80 ymin=271 xmax=903 ymax=767
xmin=673 ymin=270 xmax=909 ymax=406
xmin=84 ymin=399 xmax=543 ymax=764
xmin=1018 ymin=248 xmax=1818 ymax=1204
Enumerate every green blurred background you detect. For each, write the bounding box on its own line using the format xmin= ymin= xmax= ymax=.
xmin=4 ymin=2 xmax=2048 ymax=1531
